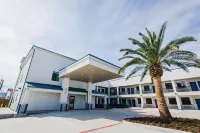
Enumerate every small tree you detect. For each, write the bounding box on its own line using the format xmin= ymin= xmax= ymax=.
xmin=118 ymin=22 xmax=200 ymax=118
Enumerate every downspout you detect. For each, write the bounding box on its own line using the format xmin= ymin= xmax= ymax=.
xmin=17 ymin=49 xmax=35 ymax=113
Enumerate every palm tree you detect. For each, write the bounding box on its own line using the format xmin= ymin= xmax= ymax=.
xmin=118 ymin=21 xmax=200 ymax=118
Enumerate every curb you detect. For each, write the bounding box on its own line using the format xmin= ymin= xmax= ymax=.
xmin=122 ymin=120 xmax=188 ymax=133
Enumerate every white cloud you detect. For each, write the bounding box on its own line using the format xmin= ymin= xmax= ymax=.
xmin=0 ymin=0 xmax=200 ymax=91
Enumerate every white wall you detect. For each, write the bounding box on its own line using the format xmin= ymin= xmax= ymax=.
xmin=10 ymin=51 xmax=33 ymax=110
xmin=92 ymin=96 xmax=96 ymax=108
xmin=26 ymin=48 xmax=76 ymax=86
xmin=69 ymin=80 xmax=87 ymax=89
xmin=96 ymin=68 xmax=200 ymax=88
xmin=27 ymin=91 xmax=60 ymax=111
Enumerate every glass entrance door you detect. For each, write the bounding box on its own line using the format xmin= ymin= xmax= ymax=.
xmin=69 ymin=96 xmax=75 ymax=110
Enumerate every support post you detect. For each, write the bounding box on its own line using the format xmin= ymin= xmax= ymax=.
xmin=60 ymin=78 xmax=69 ymax=111
xmin=117 ymin=87 xmax=119 ymax=104
xmin=87 ymin=82 xmax=93 ymax=110
xmin=171 ymin=80 xmax=182 ymax=110
xmin=139 ymin=84 xmax=144 ymax=108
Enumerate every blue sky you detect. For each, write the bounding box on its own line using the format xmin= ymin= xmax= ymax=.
xmin=0 ymin=0 xmax=200 ymax=92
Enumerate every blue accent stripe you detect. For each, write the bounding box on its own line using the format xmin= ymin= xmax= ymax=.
xmin=26 ymin=82 xmax=63 ymax=91
xmin=59 ymin=54 xmax=121 ymax=71
xmin=92 ymin=90 xmax=107 ymax=95
xmin=26 ymin=82 xmax=87 ymax=93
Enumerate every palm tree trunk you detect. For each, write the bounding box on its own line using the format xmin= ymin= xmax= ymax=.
xmin=153 ymin=76 xmax=172 ymax=118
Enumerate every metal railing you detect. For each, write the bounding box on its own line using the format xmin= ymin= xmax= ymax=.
xmin=164 ymin=89 xmax=174 ymax=93
xmin=181 ymin=105 xmax=196 ymax=110
xmin=110 ymin=92 xmax=117 ymax=95
xmin=176 ymin=87 xmax=192 ymax=92
xmin=142 ymin=90 xmax=153 ymax=94
xmin=119 ymin=91 xmax=140 ymax=95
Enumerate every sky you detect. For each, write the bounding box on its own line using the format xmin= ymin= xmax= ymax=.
xmin=0 ymin=0 xmax=200 ymax=92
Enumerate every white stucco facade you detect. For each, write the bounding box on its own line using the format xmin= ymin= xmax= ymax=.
xmin=9 ymin=46 xmax=200 ymax=114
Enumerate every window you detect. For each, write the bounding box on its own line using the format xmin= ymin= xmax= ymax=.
xmin=165 ymin=83 xmax=173 ymax=89
xmin=121 ymin=88 xmax=125 ymax=91
xmin=198 ymin=81 xmax=200 ymax=88
xmin=51 ymin=72 xmax=59 ymax=81
xmin=122 ymin=99 xmax=126 ymax=104
xmin=169 ymin=98 xmax=177 ymax=105
xmin=138 ymin=98 xmax=141 ymax=104
xmin=181 ymin=97 xmax=191 ymax=105
xmin=176 ymin=81 xmax=186 ymax=89
xmin=102 ymin=89 xmax=105 ymax=93
xmin=146 ymin=98 xmax=152 ymax=104
xmin=144 ymin=85 xmax=150 ymax=91
xmin=102 ymin=99 xmax=104 ymax=104
xmin=136 ymin=86 xmax=140 ymax=91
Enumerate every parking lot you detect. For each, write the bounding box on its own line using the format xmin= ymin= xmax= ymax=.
xmin=0 ymin=108 xmax=199 ymax=133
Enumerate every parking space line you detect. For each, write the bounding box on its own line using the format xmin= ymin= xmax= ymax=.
xmin=80 ymin=122 xmax=122 ymax=133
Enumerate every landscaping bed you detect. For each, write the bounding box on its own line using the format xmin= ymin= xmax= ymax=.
xmin=124 ymin=117 xmax=200 ymax=133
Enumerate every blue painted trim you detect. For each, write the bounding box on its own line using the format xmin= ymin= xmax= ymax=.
xmin=17 ymin=49 xmax=35 ymax=112
xmin=60 ymin=104 xmax=62 ymax=111
xmin=92 ymin=90 xmax=107 ymax=95
xmin=59 ymin=54 xmax=121 ymax=71
xmin=17 ymin=104 xmax=21 ymax=114
xmin=24 ymin=104 xmax=28 ymax=113
xmin=26 ymin=82 xmax=63 ymax=91
xmin=26 ymin=82 xmax=88 ymax=92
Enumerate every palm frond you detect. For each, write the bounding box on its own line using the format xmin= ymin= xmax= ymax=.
xmin=119 ymin=56 xmax=134 ymax=61
xmin=126 ymin=66 xmax=144 ymax=80
xmin=139 ymin=32 xmax=150 ymax=46
xmin=167 ymin=36 xmax=196 ymax=46
xmin=118 ymin=58 xmax=147 ymax=74
xmin=128 ymin=38 xmax=147 ymax=50
xmin=140 ymin=66 xmax=149 ymax=82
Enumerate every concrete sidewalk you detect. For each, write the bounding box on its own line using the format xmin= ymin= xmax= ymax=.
xmin=0 ymin=108 xmax=16 ymax=119
xmin=0 ymin=108 xmax=197 ymax=133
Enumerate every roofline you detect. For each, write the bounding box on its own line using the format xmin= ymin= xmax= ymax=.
xmin=59 ymin=54 xmax=121 ymax=71
xmin=32 ymin=45 xmax=77 ymax=61
xmin=21 ymin=45 xmax=77 ymax=68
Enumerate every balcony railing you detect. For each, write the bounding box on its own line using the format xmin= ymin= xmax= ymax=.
xmin=110 ymin=92 xmax=117 ymax=95
xmin=168 ymin=105 xmax=178 ymax=109
xmin=164 ymin=89 xmax=174 ymax=93
xmin=176 ymin=87 xmax=192 ymax=92
xmin=142 ymin=90 xmax=153 ymax=94
xmin=119 ymin=91 xmax=140 ymax=95
xmin=181 ymin=105 xmax=196 ymax=110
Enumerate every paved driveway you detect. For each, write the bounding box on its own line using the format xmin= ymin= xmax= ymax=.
xmin=0 ymin=108 xmax=199 ymax=133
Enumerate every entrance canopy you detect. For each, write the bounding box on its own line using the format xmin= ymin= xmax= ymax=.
xmin=59 ymin=54 xmax=124 ymax=83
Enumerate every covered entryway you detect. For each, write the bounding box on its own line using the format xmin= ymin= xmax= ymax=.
xmin=59 ymin=54 xmax=124 ymax=110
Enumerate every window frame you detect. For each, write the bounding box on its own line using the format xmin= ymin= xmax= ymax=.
xmin=168 ymin=98 xmax=177 ymax=105
xmin=176 ymin=81 xmax=186 ymax=89
xmin=165 ymin=82 xmax=173 ymax=90
xmin=144 ymin=85 xmax=150 ymax=91
xmin=51 ymin=71 xmax=59 ymax=82
xmin=181 ymin=97 xmax=191 ymax=105
xmin=146 ymin=98 xmax=152 ymax=104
